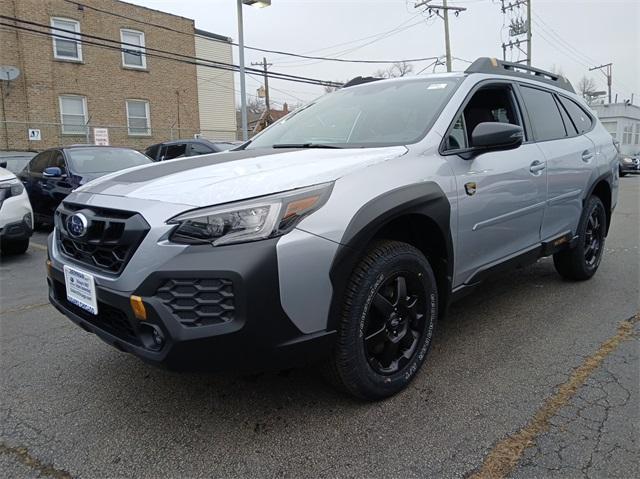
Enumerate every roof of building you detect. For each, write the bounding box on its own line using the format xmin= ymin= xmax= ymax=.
xmin=194 ymin=28 xmax=232 ymax=43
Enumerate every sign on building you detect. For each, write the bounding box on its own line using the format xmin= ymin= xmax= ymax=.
xmin=28 ymin=129 xmax=41 ymax=141
xmin=93 ymin=128 xmax=109 ymax=146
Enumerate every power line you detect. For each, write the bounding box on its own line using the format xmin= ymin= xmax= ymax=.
xmin=0 ymin=16 xmax=341 ymax=88
xmin=62 ymin=0 xmax=443 ymax=65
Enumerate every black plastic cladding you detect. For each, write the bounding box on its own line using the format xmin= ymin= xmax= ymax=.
xmin=327 ymin=182 xmax=453 ymax=331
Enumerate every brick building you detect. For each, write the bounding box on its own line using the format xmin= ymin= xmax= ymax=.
xmin=0 ymin=0 xmax=237 ymax=151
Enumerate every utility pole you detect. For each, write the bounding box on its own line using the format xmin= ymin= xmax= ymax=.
xmin=589 ymin=63 xmax=613 ymax=104
xmin=236 ymin=0 xmax=248 ymax=141
xmin=414 ymin=1 xmax=467 ymax=72
xmin=251 ymin=57 xmax=272 ymax=113
xmin=500 ymin=0 xmax=531 ymax=65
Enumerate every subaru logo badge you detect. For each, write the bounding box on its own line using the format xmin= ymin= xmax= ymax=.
xmin=66 ymin=213 xmax=88 ymax=238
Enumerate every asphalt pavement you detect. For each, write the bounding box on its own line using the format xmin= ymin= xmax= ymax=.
xmin=1 ymin=177 xmax=638 ymax=479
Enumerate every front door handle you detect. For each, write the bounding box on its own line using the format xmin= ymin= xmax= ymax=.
xmin=581 ymin=150 xmax=594 ymax=162
xmin=530 ymin=160 xmax=546 ymax=174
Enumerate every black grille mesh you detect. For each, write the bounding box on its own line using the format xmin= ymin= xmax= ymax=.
xmin=155 ymin=278 xmax=235 ymax=327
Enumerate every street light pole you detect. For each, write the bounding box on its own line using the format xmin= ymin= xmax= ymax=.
xmin=236 ymin=0 xmax=248 ymax=141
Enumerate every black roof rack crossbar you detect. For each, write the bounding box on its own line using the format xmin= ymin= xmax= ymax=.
xmin=465 ymin=57 xmax=575 ymax=93
xmin=342 ymin=76 xmax=383 ymax=88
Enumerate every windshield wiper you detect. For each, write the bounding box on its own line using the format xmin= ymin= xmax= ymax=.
xmin=272 ymin=143 xmax=343 ymax=149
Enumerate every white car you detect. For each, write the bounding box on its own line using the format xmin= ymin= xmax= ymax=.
xmin=0 ymin=167 xmax=33 ymax=255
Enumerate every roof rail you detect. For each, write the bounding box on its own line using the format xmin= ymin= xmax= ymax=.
xmin=465 ymin=57 xmax=575 ymax=93
xmin=342 ymin=76 xmax=383 ymax=88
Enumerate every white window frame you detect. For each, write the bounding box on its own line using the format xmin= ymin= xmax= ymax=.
xmin=120 ymin=29 xmax=147 ymax=69
xmin=125 ymin=99 xmax=151 ymax=136
xmin=635 ymin=123 xmax=640 ymax=145
xmin=58 ymin=95 xmax=88 ymax=135
xmin=50 ymin=17 xmax=82 ymax=61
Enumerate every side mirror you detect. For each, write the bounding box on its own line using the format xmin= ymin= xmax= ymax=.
xmin=43 ymin=166 xmax=63 ymax=178
xmin=471 ymin=122 xmax=524 ymax=151
xmin=0 ymin=161 xmax=7 ymax=169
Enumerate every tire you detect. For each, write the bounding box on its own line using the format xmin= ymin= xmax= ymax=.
xmin=553 ymin=195 xmax=606 ymax=281
xmin=1 ymin=238 xmax=29 ymax=256
xmin=324 ymin=240 xmax=438 ymax=400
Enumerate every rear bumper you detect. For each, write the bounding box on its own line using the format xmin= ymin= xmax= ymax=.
xmin=47 ymin=238 xmax=335 ymax=371
xmin=620 ymin=162 xmax=640 ymax=173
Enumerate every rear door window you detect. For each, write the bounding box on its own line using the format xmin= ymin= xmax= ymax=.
xmin=558 ymin=96 xmax=593 ymax=134
xmin=520 ymin=86 xmax=567 ymax=141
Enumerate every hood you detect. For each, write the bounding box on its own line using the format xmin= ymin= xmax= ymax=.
xmin=77 ymin=146 xmax=407 ymax=207
xmin=0 ymin=167 xmax=17 ymax=181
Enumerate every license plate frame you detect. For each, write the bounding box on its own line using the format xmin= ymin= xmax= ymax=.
xmin=63 ymin=265 xmax=98 ymax=315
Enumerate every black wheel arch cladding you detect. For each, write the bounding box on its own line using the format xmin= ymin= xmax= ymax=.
xmin=327 ymin=182 xmax=453 ymax=331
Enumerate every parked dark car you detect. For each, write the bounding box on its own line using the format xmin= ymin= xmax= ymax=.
xmin=144 ymin=139 xmax=240 ymax=161
xmin=618 ymin=153 xmax=640 ymax=176
xmin=18 ymin=145 xmax=151 ymax=226
xmin=0 ymin=151 xmax=37 ymax=175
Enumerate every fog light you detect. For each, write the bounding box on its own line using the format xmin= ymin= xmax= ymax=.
xmin=130 ymin=295 xmax=147 ymax=321
xmin=139 ymin=324 xmax=165 ymax=351
xmin=45 ymin=259 xmax=52 ymax=278
xmin=152 ymin=329 xmax=164 ymax=347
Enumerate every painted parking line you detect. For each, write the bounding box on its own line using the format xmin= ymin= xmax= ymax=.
xmin=469 ymin=312 xmax=640 ymax=479
xmin=1 ymin=303 xmax=51 ymax=315
xmin=29 ymin=242 xmax=48 ymax=252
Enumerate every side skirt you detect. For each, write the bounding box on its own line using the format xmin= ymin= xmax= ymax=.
xmin=450 ymin=231 xmax=575 ymax=304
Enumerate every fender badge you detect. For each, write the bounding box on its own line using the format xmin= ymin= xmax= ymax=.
xmin=464 ymin=182 xmax=477 ymax=196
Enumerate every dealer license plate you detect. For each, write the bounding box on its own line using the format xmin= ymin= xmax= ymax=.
xmin=63 ymin=265 xmax=98 ymax=315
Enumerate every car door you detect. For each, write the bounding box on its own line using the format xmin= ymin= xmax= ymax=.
xmin=443 ymin=81 xmax=548 ymax=287
xmin=519 ymin=86 xmax=595 ymax=240
xmin=42 ymin=149 xmax=74 ymax=219
xmin=21 ymin=150 xmax=52 ymax=220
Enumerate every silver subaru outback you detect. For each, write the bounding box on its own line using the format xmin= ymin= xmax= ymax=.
xmin=47 ymin=58 xmax=619 ymax=400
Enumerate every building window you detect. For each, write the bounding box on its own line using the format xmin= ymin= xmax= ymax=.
xmin=622 ymin=124 xmax=633 ymax=144
xmin=635 ymin=123 xmax=640 ymax=145
xmin=121 ymin=29 xmax=146 ymax=69
xmin=126 ymin=100 xmax=151 ymax=135
xmin=59 ymin=95 xmax=88 ymax=135
xmin=51 ymin=17 xmax=82 ymax=61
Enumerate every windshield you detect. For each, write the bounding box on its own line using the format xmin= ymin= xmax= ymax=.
xmin=247 ymin=77 xmax=461 ymax=149
xmin=67 ymin=148 xmax=151 ymax=174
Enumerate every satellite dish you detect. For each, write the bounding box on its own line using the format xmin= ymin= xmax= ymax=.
xmin=0 ymin=66 xmax=20 ymax=81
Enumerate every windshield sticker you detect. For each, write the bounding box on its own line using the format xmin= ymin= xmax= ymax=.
xmin=427 ymin=83 xmax=449 ymax=90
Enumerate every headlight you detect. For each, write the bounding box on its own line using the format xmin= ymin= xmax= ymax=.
xmin=0 ymin=178 xmax=24 ymax=198
xmin=167 ymin=182 xmax=333 ymax=246
xmin=622 ymin=157 xmax=633 ymax=164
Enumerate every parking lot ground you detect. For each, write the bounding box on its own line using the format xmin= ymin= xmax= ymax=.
xmin=1 ymin=178 xmax=638 ymax=479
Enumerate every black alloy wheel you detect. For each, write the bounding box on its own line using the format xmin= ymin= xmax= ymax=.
xmin=363 ymin=273 xmax=426 ymax=375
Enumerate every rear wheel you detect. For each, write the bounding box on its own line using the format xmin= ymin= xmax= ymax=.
xmin=553 ymin=196 xmax=606 ymax=281
xmin=324 ymin=240 xmax=438 ymax=400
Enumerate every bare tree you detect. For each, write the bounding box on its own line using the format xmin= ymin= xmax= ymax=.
xmin=246 ymin=97 xmax=266 ymax=115
xmin=324 ymin=82 xmax=344 ymax=94
xmin=577 ymin=76 xmax=598 ymax=102
xmin=374 ymin=61 xmax=414 ymax=79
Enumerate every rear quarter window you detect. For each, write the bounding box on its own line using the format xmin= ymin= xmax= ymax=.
xmin=558 ymin=96 xmax=593 ymax=134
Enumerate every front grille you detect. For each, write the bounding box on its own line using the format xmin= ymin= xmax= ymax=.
xmin=52 ymin=280 xmax=140 ymax=345
xmin=155 ymin=278 xmax=235 ymax=327
xmin=55 ymin=203 xmax=150 ymax=274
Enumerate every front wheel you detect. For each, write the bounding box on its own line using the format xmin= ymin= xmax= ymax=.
xmin=324 ymin=240 xmax=438 ymax=400
xmin=1 ymin=238 xmax=29 ymax=255
xmin=553 ymin=196 xmax=606 ymax=281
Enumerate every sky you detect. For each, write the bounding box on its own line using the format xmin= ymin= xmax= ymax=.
xmin=127 ymin=0 xmax=639 ymax=108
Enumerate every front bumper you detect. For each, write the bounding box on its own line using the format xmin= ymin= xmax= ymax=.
xmin=47 ymin=237 xmax=335 ymax=371
xmin=0 ymin=216 xmax=33 ymax=241
xmin=620 ymin=160 xmax=640 ymax=173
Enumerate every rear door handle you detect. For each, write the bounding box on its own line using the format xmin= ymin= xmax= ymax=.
xmin=529 ymin=160 xmax=546 ymax=174
xmin=581 ymin=150 xmax=594 ymax=162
